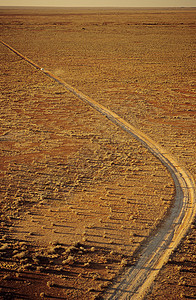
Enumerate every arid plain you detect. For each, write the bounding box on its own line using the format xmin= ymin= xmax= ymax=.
xmin=0 ymin=7 xmax=195 ymax=300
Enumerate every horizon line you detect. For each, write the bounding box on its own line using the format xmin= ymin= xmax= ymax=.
xmin=0 ymin=5 xmax=196 ymax=8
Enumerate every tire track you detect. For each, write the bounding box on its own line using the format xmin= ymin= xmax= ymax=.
xmin=1 ymin=40 xmax=195 ymax=299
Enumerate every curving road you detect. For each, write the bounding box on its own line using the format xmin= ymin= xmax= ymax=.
xmin=1 ymin=40 xmax=195 ymax=300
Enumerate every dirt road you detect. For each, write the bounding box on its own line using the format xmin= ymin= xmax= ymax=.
xmin=103 ymin=148 xmax=195 ymax=299
xmin=1 ymin=40 xmax=195 ymax=299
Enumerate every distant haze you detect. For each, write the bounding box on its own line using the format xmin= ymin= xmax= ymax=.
xmin=0 ymin=0 xmax=195 ymax=7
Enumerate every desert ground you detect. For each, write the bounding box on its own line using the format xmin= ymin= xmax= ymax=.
xmin=0 ymin=7 xmax=195 ymax=300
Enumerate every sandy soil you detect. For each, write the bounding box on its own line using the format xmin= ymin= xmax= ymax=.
xmin=145 ymin=220 xmax=196 ymax=300
xmin=0 ymin=7 xmax=195 ymax=300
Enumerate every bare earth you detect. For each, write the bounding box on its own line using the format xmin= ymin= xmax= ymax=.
xmin=0 ymin=7 xmax=195 ymax=300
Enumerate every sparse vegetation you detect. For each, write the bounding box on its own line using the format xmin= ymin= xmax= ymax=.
xmin=0 ymin=6 xmax=195 ymax=300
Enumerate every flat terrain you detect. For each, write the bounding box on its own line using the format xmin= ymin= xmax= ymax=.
xmin=0 ymin=7 xmax=195 ymax=300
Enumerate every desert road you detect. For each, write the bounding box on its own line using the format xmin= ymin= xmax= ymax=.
xmin=1 ymin=40 xmax=195 ymax=299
